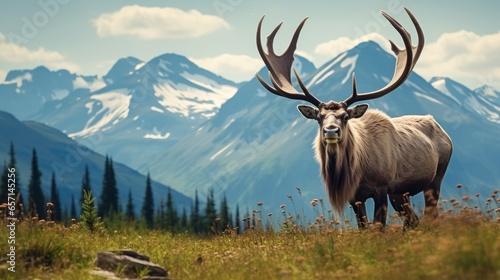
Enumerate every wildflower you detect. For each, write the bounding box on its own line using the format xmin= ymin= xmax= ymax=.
xmin=486 ymin=198 xmax=492 ymax=203
xmin=296 ymin=187 xmax=302 ymax=196
xmin=267 ymin=213 xmax=273 ymax=217
xmin=442 ymin=199 xmax=448 ymax=203
xmin=253 ymin=210 xmax=261 ymax=213
xmin=493 ymin=189 xmax=499 ymax=195
xmin=462 ymin=195 xmax=471 ymax=201
xmin=310 ymin=199 xmax=319 ymax=206
xmin=71 ymin=218 xmax=76 ymax=223
xmin=475 ymin=193 xmax=480 ymax=198
xmin=46 ymin=202 xmax=54 ymax=207
xmin=456 ymin=184 xmax=463 ymax=189
xmin=257 ymin=202 xmax=263 ymax=206
xmin=215 ymin=218 xmax=221 ymax=222
xmin=280 ymin=204 xmax=286 ymax=209
xmin=287 ymin=194 xmax=293 ymax=201
xmin=450 ymin=198 xmax=456 ymax=203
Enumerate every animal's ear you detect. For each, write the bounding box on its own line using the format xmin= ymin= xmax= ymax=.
xmin=297 ymin=105 xmax=319 ymax=120
xmin=347 ymin=104 xmax=369 ymax=119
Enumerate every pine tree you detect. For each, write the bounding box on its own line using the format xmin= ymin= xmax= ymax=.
xmin=49 ymin=171 xmax=62 ymax=222
xmin=180 ymin=208 xmax=188 ymax=230
xmin=98 ymin=156 xmax=119 ymax=218
xmin=70 ymin=194 xmax=77 ymax=219
xmin=28 ymin=149 xmax=45 ymax=218
xmin=166 ymin=188 xmax=178 ymax=231
xmin=190 ymin=190 xmax=201 ymax=234
xmin=141 ymin=173 xmax=154 ymax=229
xmin=203 ymin=188 xmax=217 ymax=233
xmin=80 ymin=165 xmax=92 ymax=205
xmin=219 ymin=194 xmax=230 ymax=232
xmin=125 ymin=189 xmax=135 ymax=221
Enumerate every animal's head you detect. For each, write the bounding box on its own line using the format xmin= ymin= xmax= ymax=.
xmin=255 ymin=7 xmax=424 ymax=147
xmin=298 ymin=101 xmax=368 ymax=146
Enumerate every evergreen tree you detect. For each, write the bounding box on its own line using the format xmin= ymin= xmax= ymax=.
xmin=219 ymin=194 xmax=230 ymax=232
xmin=166 ymin=188 xmax=178 ymax=231
xmin=80 ymin=165 xmax=92 ymax=205
xmin=125 ymin=189 xmax=135 ymax=221
xmin=28 ymin=149 xmax=45 ymax=218
xmin=49 ymin=171 xmax=62 ymax=222
xmin=141 ymin=173 xmax=154 ymax=229
xmin=98 ymin=156 xmax=119 ymax=218
xmin=190 ymin=190 xmax=201 ymax=234
xmin=180 ymin=208 xmax=188 ymax=230
xmin=70 ymin=194 xmax=77 ymax=219
xmin=235 ymin=204 xmax=241 ymax=234
xmin=203 ymin=188 xmax=217 ymax=233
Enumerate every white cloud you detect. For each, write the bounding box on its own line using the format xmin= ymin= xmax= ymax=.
xmin=191 ymin=54 xmax=263 ymax=82
xmin=94 ymin=5 xmax=230 ymax=39
xmin=415 ymin=30 xmax=500 ymax=89
xmin=0 ymin=33 xmax=79 ymax=72
xmin=73 ymin=76 xmax=106 ymax=92
xmin=314 ymin=33 xmax=390 ymax=58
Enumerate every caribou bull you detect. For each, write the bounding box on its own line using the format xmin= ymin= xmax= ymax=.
xmin=255 ymin=8 xmax=452 ymax=228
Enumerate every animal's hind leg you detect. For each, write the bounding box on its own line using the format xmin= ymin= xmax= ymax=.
xmin=389 ymin=194 xmax=419 ymax=229
xmin=424 ymin=160 xmax=450 ymax=221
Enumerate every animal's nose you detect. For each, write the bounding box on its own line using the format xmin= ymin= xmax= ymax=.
xmin=323 ymin=126 xmax=339 ymax=134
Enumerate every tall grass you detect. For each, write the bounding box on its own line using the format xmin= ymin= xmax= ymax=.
xmin=0 ymin=188 xmax=499 ymax=280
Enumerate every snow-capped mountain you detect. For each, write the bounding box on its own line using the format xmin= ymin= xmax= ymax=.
xmin=3 ymin=53 xmax=239 ymax=170
xmin=0 ymin=110 xmax=192 ymax=214
xmin=0 ymin=66 xmax=105 ymax=119
xmin=430 ymin=77 xmax=500 ymax=124
xmin=145 ymin=41 xmax=500 ymax=213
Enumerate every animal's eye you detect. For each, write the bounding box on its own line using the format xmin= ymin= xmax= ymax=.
xmin=343 ymin=114 xmax=349 ymax=122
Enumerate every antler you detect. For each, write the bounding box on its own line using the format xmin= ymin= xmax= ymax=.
xmin=256 ymin=16 xmax=322 ymax=107
xmin=342 ymin=7 xmax=424 ymax=107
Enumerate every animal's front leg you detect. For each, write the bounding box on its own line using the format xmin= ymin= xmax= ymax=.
xmin=373 ymin=192 xmax=388 ymax=226
xmin=350 ymin=200 xmax=368 ymax=229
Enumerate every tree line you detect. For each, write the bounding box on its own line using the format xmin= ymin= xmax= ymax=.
xmin=0 ymin=142 xmax=251 ymax=234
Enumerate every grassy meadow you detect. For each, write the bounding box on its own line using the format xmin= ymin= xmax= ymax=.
xmin=1 ymin=191 xmax=499 ymax=280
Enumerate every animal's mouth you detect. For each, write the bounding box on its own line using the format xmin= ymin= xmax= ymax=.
xmin=324 ymin=131 xmax=340 ymax=144
xmin=325 ymin=137 xmax=339 ymax=144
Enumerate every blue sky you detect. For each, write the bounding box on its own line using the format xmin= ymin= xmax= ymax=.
xmin=0 ymin=0 xmax=499 ymax=89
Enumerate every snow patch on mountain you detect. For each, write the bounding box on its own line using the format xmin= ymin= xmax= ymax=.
xmin=153 ymin=79 xmax=237 ymax=118
xmin=431 ymin=78 xmax=462 ymax=105
xmin=413 ymin=92 xmax=443 ymax=104
xmin=151 ymin=106 xmax=164 ymax=113
xmin=144 ymin=127 xmax=171 ymax=139
xmin=308 ymin=53 xmax=347 ymax=87
xmin=70 ymin=90 xmax=131 ymax=137
xmin=52 ymin=89 xmax=69 ymax=100
xmin=340 ymin=54 xmax=358 ymax=84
